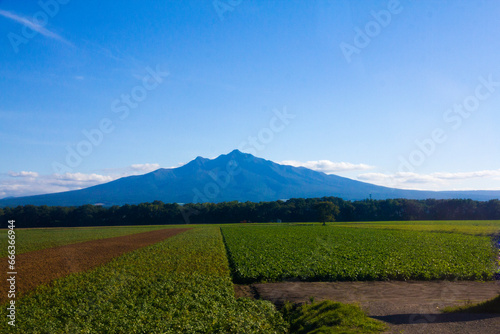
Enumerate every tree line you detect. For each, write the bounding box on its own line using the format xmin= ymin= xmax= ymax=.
xmin=1 ymin=197 xmax=500 ymax=228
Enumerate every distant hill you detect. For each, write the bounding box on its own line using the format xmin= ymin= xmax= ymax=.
xmin=1 ymin=149 xmax=499 ymax=207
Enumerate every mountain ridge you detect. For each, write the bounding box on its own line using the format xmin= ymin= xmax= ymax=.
xmin=1 ymin=149 xmax=499 ymax=207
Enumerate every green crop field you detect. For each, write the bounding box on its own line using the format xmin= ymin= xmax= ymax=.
xmin=331 ymin=220 xmax=500 ymax=236
xmin=2 ymin=220 xmax=498 ymax=333
xmin=1 ymin=227 xmax=288 ymax=333
xmin=222 ymin=224 xmax=498 ymax=283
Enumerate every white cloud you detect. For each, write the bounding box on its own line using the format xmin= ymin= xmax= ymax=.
xmin=0 ymin=182 xmax=69 ymax=198
xmin=0 ymin=9 xmax=72 ymax=46
xmin=357 ymin=169 xmax=500 ymax=190
xmin=0 ymin=163 xmax=166 ymax=199
xmin=165 ymin=162 xmax=187 ymax=169
xmin=8 ymin=171 xmax=39 ymax=178
xmin=431 ymin=170 xmax=500 ymax=180
xmin=53 ymin=173 xmax=115 ymax=183
xmin=281 ymin=160 xmax=375 ymax=173
xmin=130 ymin=163 xmax=160 ymax=172
xmin=1 ymin=172 xmax=117 ymax=198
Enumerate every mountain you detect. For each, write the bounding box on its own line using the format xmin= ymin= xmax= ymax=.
xmin=1 ymin=150 xmax=500 ymax=207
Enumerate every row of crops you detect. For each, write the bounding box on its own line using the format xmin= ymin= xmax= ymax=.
xmin=0 ymin=227 xmax=288 ymax=333
xmin=0 ymin=225 xmax=171 ymax=257
xmin=331 ymin=220 xmax=500 ymax=236
xmin=221 ymin=225 xmax=498 ymax=283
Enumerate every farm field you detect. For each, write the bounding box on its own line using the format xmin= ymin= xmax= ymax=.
xmin=331 ymin=220 xmax=500 ymax=236
xmin=222 ymin=224 xmax=498 ymax=283
xmin=1 ymin=220 xmax=499 ymax=333
xmin=0 ymin=224 xmax=176 ymax=257
xmin=1 ymin=227 xmax=288 ymax=333
xmin=0 ymin=227 xmax=190 ymax=304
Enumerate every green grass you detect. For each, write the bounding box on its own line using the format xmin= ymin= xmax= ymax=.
xmin=0 ymin=225 xmax=176 ymax=257
xmin=222 ymin=225 xmax=497 ymax=283
xmin=442 ymin=295 xmax=500 ymax=314
xmin=282 ymin=300 xmax=387 ymax=334
xmin=331 ymin=220 xmax=500 ymax=236
xmin=0 ymin=227 xmax=288 ymax=333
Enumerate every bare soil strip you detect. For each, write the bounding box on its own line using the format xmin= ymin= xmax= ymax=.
xmin=1 ymin=228 xmax=190 ymax=304
xmin=235 ymin=281 xmax=500 ymax=334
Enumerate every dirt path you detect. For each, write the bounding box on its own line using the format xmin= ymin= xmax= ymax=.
xmin=1 ymin=227 xmax=190 ymax=304
xmin=235 ymin=281 xmax=500 ymax=334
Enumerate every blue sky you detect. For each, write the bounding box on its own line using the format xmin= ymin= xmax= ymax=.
xmin=1 ymin=0 xmax=500 ymax=198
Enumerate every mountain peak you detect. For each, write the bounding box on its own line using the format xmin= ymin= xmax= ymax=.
xmin=212 ymin=149 xmax=252 ymax=163
xmin=226 ymin=149 xmax=245 ymax=157
xmin=181 ymin=155 xmax=209 ymax=169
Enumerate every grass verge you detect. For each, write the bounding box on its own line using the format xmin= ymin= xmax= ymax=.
xmin=282 ymin=300 xmax=387 ymax=334
xmin=442 ymin=295 xmax=500 ymax=314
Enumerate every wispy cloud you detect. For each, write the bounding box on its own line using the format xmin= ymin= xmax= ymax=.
xmin=8 ymin=171 xmax=39 ymax=178
xmin=281 ymin=160 xmax=375 ymax=173
xmin=52 ymin=172 xmax=115 ymax=183
xmin=130 ymin=163 xmax=161 ymax=172
xmin=1 ymin=171 xmax=116 ymax=198
xmin=357 ymin=169 xmax=500 ymax=190
xmin=0 ymin=9 xmax=72 ymax=46
xmin=0 ymin=172 xmax=114 ymax=198
xmin=80 ymin=40 xmax=158 ymax=80
xmin=0 ymin=163 xmax=164 ymax=198
xmin=431 ymin=170 xmax=500 ymax=180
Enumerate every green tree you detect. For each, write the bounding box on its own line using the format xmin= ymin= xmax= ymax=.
xmin=315 ymin=201 xmax=340 ymax=225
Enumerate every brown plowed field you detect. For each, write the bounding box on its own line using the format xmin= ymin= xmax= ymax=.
xmin=1 ymin=227 xmax=190 ymax=304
